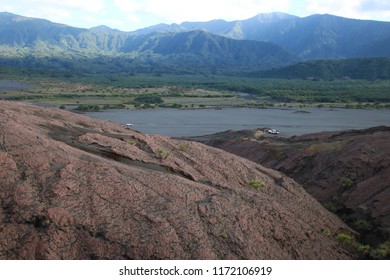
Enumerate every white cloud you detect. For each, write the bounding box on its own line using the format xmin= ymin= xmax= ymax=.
xmin=24 ymin=6 xmax=72 ymax=23
xmin=1 ymin=0 xmax=388 ymax=31
xmin=114 ymin=0 xmax=291 ymax=24
xmin=357 ymin=0 xmax=390 ymax=20
xmin=0 ymin=0 xmax=108 ymax=28
xmin=0 ymin=3 xmax=13 ymax=11
xmin=305 ymin=0 xmax=359 ymax=16
xmin=113 ymin=0 xmax=143 ymax=13
xmin=24 ymin=0 xmax=106 ymax=13
xmin=359 ymin=0 xmax=390 ymax=11
xmin=303 ymin=0 xmax=390 ymax=20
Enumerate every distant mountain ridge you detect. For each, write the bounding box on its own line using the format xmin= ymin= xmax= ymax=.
xmin=120 ymin=30 xmax=297 ymax=68
xmin=134 ymin=12 xmax=390 ymax=60
xmin=0 ymin=11 xmax=390 ymax=75
xmin=0 ymin=12 xmax=127 ymax=52
xmin=0 ymin=12 xmax=297 ymax=72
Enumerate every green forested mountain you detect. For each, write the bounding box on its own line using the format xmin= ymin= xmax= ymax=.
xmin=0 ymin=12 xmax=297 ymax=73
xmin=120 ymin=30 xmax=297 ymax=68
xmin=135 ymin=13 xmax=390 ymax=60
xmin=0 ymin=12 xmax=127 ymax=51
xmin=1 ymin=12 xmax=390 ymax=77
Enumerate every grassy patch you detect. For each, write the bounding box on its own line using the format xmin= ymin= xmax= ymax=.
xmin=156 ymin=147 xmax=171 ymax=159
xmin=336 ymin=232 xmax=354 ymax=245
xmin=322 ymin=227 xmax=332 ymax=236
xmin=339 ymin=177 xmax=353 ymax=188
xmin=249 ymin=180 xmax=266 ymax=189
xmin=334 ymin=233 xmax=389 ymax=259
xmin=358 ymin=204 xmax=368 ymax=212
xmin=370 ymin=241 xmax=390 ymax=259
xmin=127 ymin=140 xmax=138 ymax=146
xmin=354 ymin=219 xmax=373 ymax=231
xmin=3 ymin=70 xmax=390 ymax=109
xmin=179 ymin=143 xmax=188 ymax=151
xmin=220 ymin=230 xmax=228 ymax=239
xmin=324 ymin=202 xmax=337 ymax=213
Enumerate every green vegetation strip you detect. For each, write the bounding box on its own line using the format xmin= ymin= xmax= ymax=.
xmin=2 ymin=69 xmax=390 ymax=109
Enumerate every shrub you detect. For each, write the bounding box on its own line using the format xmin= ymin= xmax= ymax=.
xmin=127 ymin=140 xmax=138 ymax=146
xmin=322 ymin=227 xmax=332 ymax=236
xmin=354 ymin=219 xmax=373 ymax=231
xmin=30 ymin=215 xmax=51 ymax=229
xmin=324 ymin=202 xmax=337 ymax=213
xmin=339 ymin=177 xmax=353 ymax=188
xmin=249 ymin=180 xmax=265 ymax=189
xmin=336 ymin=232 xmax=354 ymax=244
xmin=134 ymin=95 xmax=163 ymax=104
xmin=369 ymin=241 xmax=390 ymax=259
xmin=173 ymin=103 xmax=182 ymax=108
xmin=353 ymin=243 xmax=371 ymax=256
xmin=75 ymin=104 xmax=100 ymax=111
xmin=103 ymin=104 xmax=127 ymax=110
xmin=156 ymin=148 xmax=171 ymax=159
xmin=358 ymin=204 xmax=368 ymax=212
xmin=179 ymin=143 xmax=188 ymax=151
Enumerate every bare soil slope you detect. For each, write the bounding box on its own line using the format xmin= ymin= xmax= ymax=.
xmin=0 ymin=101 xmax=352 ymax=259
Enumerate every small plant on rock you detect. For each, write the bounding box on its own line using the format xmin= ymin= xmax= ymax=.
xmin=324 ymin=202 xmax=337 ymax=213
xmin=370 ymin=241 xmax=390 ymax=259
xmin=339 ymin=177 xmax=353 ymax=188
xmin=179 ymin=143 xmax=188 ymax=151
xmin=358 ymin=204 xmax=368 ymax=212
xmin=249 ymin=180 xmax=265 ymax=189
xmin=156 ymin=147 xmax=171 ymax=159
xmin=322 ymin=227 xmax=332 ymax=236
xmin=336 ymin=232 xmax=354 ymax=245
xmin=220 ymin=230 xmax=228 ymax=239
xmin=354 ymin=219 xmax=373 ymax=231
xmin=30 ymin=215 xmax=51 ymax=229
xmin=127 ymin=140 xmax=138 ymax=146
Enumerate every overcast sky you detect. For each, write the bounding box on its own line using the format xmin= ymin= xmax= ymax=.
xmin=0 ymin=0 xmax=389 ymax=31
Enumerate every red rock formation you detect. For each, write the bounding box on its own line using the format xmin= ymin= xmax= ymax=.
xmin=0 ymin=101 xmax=351 ymax=259
xmin=193 ymin=127 xmax=390 ymax=253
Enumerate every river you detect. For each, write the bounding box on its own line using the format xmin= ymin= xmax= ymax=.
xmin=85 ymin=107 xmax=390 ymax=137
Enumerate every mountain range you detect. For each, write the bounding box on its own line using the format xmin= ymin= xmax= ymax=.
xmin=0 ymin=11 xmax=390 ymax=74
xmin=137 ymin=12 xmax=390 ymax=59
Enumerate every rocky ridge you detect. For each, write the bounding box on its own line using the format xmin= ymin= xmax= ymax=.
xmin=0 ymin=101 xmax=352 ymax=259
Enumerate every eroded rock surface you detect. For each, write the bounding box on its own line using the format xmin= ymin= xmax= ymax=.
xmin=192 ymin=126 xmax=390 ymax=250
xmin=0 ymin=101 xmax=351 ymax=259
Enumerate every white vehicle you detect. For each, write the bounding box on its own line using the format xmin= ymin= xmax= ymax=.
xmin=267 ymin=129 xmax=280 ymax=135
xmin=125 ymin=123 xmax=133 ymax=128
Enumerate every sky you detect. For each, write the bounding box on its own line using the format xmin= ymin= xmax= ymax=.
xmin=0 ymin=0 xmax=389 ymax=31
